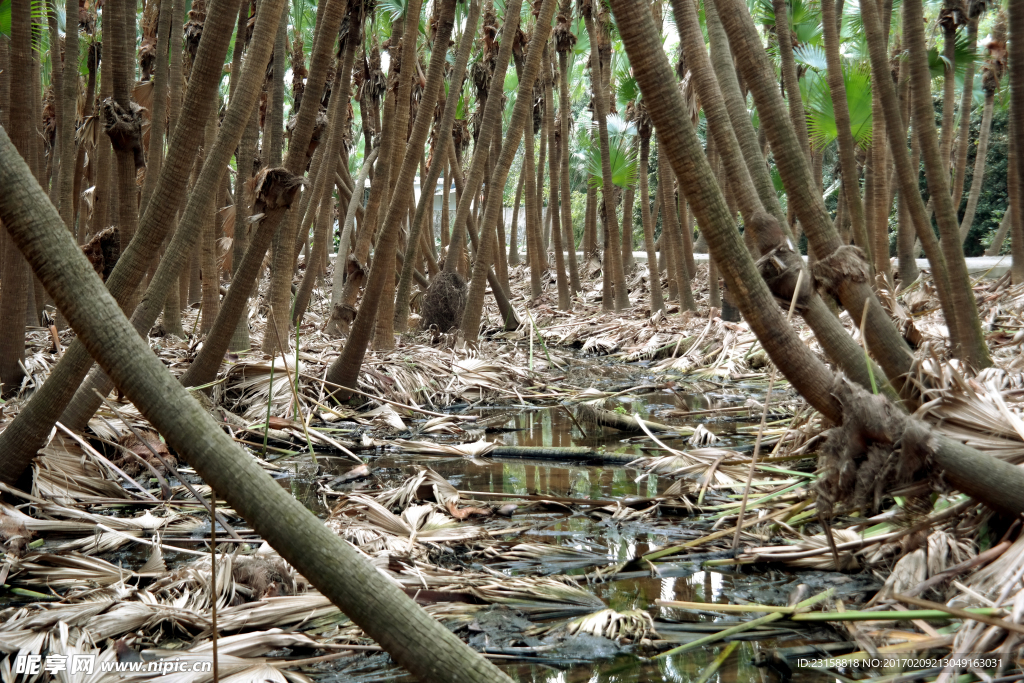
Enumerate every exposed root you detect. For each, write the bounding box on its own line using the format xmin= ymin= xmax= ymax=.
xmin=81 ymin=226 xmax=120 ymax=281
xmin=816 ymin=380 xmax=934 ymax=517
xmin=420 ymin=269 xmax=467 ymax=333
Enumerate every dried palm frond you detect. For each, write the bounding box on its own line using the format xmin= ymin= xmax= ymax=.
xmin=390 ymin=439 xmax=496 ymax=457
xmin=564 ymin=607 xmax=655 ymax=641
xmin=471 ymin=576 xmax=605 ymax=618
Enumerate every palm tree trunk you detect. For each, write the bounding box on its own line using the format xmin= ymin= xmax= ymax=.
xmin=583 ymin=184 xmax=596 ymax=258
xmin=904 ymin=0 xmax=991 ymax=367
xmin=960 ymin=90 xmax=995 ymax=243
xmin=326 ymin=0 xmax=463 ymax=393
xmin=638 ymin=133 xmax=664 ymax=311
xmin=0 ymin=123 xmax=518 ymax=683
xmin=659 ymin=143 xmax=695 ymax=310
xmin=717 ymin=0 xmax=922 ymax=391
xmin=0 ymin=0 xmax=35 ymax=393
xmin=0 ymin=0 xmax=240 ymax=461
xmin=940 ymin=17 xmax=958 ymax=173
xmin=442 ymin=0 xmax=525 ymax=274
xmin=57 ymin=0 xmax=81 ymax=232
xmin=984 ymin=206 xmax=1011 ymax=256
xmin=820 ymin=0 xmax=871 ymax=260
xmin=523 ymin=100 xmax=545 ymax=298
xmin=200 ymin=117 xmax=220 ymax=332
xmin=546 ymin=49 xmax=571 ymax=310
xmin=772 ymin=0 xmax=811 ymax=164
xmin=62 ymin=0 xmax=290 ymax=427
xmin=326 ymin=146 xmax=377 ymax=335
xmin=951 ymin=19 xmax=979 ymax=212
xmin=1009 ymin=0 xmax=1024 ymax=284
xmin=557 ymin=54 xmax=580 ymax=292
xmin=612 ymin=0 xmax=1024 ymax=516
xmin=584 ymin=6 xmax=629 ymax=310
xmin=393 ymin=0 xmax=481 ymax=333
xmin=139 ymin=0 xmax=173 ymax=216
xmin=621 ymin=179 xmax=636 ymax=271
xmin=459 ymin=0 xmax=557 ymax=343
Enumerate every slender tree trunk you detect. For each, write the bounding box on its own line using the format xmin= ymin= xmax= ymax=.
xmin=660 ymin=140 xmax=695 ymax=310
xmin=584 ymin=184 xmax=596 ymax=258
xmin=393 ymin=0 xmax=481 ymax=332
xmin=960 ymin=90 xmax=995 ymax=243
xmin=523 ymin=98 xmax=545 ymax=298
xmin=58 ymin=0 xmax=81 ymax=233
xmin=459 ymin=0 xmax=557 ymax=343
xmin=904 ymin=0 xmax=991 ymax=367
xmin=1010 ymin=0 xmax=1024 ymax=284
xmin=0 ymin=0 xmax=34 ymax=394
xmin=821 ymin=0 xmax=870 ymax=260
xmin=442 ymin=0 xmax=525 ymax=274
xmin=613 ymin=0 xmax=1024 ymax=516
xmin=584 ymin=7 xmax=629 ymax=310
xmin=985 ymin=206 xmax=1011 ymax=256
xmin=325 ymin=147 xmax=377 ymax=335
xmin=200 ymin=117 xmax=220 ymax=332
xmin=546 ymin=52 xmax=570 ymax=310
xmin=639 ymin=133 xmax=664 ymax=311
xmin=557 ymin=51 xmax=580 ymax=292
xmin=139 ymin=0 xmax=173 ymax=216
xmin=0 ymin=122 xmax=517 ymax=683
xmin=951 ymin=19 xmax=979 ymax=212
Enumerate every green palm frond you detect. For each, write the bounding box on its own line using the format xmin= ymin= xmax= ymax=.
xmin=586 ymin=114 xmax=637 ymax=189
xmin=803 ymin=64 xmax=873 ymax=150
xmin=794 ymin=43 xmax=828 ymax=71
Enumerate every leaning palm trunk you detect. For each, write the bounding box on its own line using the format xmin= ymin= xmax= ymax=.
xmin=903 ymin=0 xmax=991 ymax=368
xmin=60 ymin=0 xmax=289 ymax=427
xmin=460 ymin=0 xmax=558 ymax=342
xmin=716 ymin=0 xmax=928 ymax=392
xmin=325 ymin=147 xmax=377 ymax=335
xmin=584 ymin=5 xmax=629 ymax=310
xmin=0 ymin=0 xmax=238 ymax=477
xmin=859 ymin=0 xmax=971 ymax=367
xmin=262 ymin=0 xmax=347 ymax=355
xmin=292 ymin=46 xmax=357 ymax=326
xmin=985 ymin=207 xmax=1012 ymax=256
xmin=960 ymin=89 xmax=995 ymax=243
xmin=442 ymin=0 xmax=525 ymax=274
xmin=611 ymin=0 xmax=1024 ymax=517
xmin=675 ymin=0 xmax=887 ymax=396
xmin=393 ymin=0 xmax=482 ymax=333
xmin=325 ymin=0 xmax=454 ymax=394
xmin=0 ymin=124 xmax=517 ymax=683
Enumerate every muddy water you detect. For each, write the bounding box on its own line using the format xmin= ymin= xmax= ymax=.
xmin=298 ymin=381 xmax=841 ymax=682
